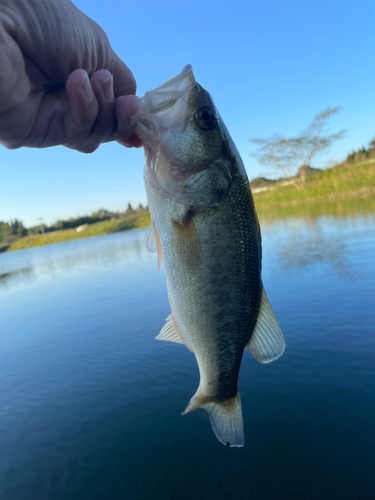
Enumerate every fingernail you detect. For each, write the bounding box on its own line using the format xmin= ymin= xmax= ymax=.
xmin=127 ymin=114 xmax=138 ymax=129
xmin=80 ymin=72 xmax=95 ymax=101
xmin=128 ymin=97 xmax=141 ymax=118
xmin=101 ymin=74 xmax=114 ymax=102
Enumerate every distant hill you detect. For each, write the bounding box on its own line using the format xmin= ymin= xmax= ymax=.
xmin=250 ymin=177 xmax=281 ymax=189
xmin=250 ymin=165 xmax=322 ymax=190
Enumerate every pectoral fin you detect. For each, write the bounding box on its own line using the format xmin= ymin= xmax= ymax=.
xmin=173 ymin=216 xmax=200 ymax=270
xmin=247 ymin=287 xmax=285 ymax=364
xmin=156 ymin=314 xmax=185 ymax=345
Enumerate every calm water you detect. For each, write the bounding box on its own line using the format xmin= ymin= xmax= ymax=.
xmin=1 ymin=208 xmax=375 ymax=500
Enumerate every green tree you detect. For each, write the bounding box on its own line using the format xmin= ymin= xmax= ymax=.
xmin=345 ymin=135 xmax=375 ymax=163
xmin=249 ymin=108 xmax=346 ymax=186
xmin=92 ymin=208 xmax=110 ymax=218
xmin=55 ymin=220 xmax=65 ymax=230
xmin=0 ymin=221 xmax=8 ymax=240
xmin=0 ymin=219 xmax=26 ymax=241
xmin=125 ymin=203 xmax=135 ymax=215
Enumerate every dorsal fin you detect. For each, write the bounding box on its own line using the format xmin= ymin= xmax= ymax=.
xmin=156 ymin=314 xmax=185 ymax=344
xmin=247 ymin=287 xmax=285 ymax=364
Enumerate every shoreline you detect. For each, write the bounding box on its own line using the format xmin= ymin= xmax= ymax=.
xmin=2 ymin=160 xmax=375 ymax=253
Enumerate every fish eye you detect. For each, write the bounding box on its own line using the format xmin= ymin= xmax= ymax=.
xmin=195 ymin=106 xmax=217 ymax=130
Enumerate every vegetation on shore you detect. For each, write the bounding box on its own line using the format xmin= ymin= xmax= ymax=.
xmin=253 ymin=159 xmax=375 ymax=214
xmin=2 ymin=208 xmax=151 ymax=253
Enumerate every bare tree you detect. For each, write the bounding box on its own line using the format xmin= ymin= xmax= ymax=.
xmin=249 ymin=108 xmax=346 ymax=187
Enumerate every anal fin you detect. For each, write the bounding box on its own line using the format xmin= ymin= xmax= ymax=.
xmin=247 ymin=287 xmax=286 ymax=364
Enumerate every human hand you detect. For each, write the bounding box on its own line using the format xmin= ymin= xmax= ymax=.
xmin=0 ymin=0 xmax=141 ymax=152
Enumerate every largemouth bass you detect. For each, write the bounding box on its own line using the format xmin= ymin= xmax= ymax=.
xmin=136 ymin=65 xmax=285 ymax=447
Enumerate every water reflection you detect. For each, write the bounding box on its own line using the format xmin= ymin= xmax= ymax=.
xmin=0 ymin=267 xmax=34 ymax=289
xmin=268 ymin=218 xmax=357 ymax=280
xmin=0 ymin=229 xmax=150 ymax=291
xmin=257 ymin=194 xmax=375 ymax=222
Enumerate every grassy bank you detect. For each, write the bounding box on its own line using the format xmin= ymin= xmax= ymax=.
xmin=5 ymin=211 xmax=151 ymax=252
xmin=253 ymin=159 xmax=375 ymax=212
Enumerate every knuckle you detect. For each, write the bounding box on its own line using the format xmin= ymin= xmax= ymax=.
xmin=65 ymin=124 xmax=91 ymax=144
xmin=0 ymin=139 xmax=21 ymax=149
xmin=75 ymin=141 xmax=99 ymax=154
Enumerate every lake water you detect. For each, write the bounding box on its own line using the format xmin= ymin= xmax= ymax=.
xmin=1 ymin=206 xmax=375 ymax=500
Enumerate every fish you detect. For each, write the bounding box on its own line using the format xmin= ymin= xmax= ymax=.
xmin=135 ymin=65 xmax=285 ymax=447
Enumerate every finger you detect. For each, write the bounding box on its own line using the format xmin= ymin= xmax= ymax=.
xmin=83 ymin=15 xmax=137 ymax=97
xmin=112 ymin=95 xmax=140 ymax=142
xmin=105 ymin=52 xmax=137 ymax=98
xmin=119 ymin=133 xmax=143 ymax=149
xmin=67 ymin=69 xmax=115 ymax=153
xmin=63 ymin=69 xmax=99 ymax=146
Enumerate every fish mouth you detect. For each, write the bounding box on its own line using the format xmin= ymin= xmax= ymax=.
xmin=136 ymin=65 xmax=196 ymax=139
xmin=139 ymin=65 xmax=196 ymax=119
xmin=146 ymin=65 xmax=196 ymax=95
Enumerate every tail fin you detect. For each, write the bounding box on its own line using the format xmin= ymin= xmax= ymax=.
xmin=182 ymin=391 xmax=244 ymax=447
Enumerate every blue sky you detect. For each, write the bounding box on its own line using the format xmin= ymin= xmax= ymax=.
xmin=2 ymin=0 xmax=375 ymax=227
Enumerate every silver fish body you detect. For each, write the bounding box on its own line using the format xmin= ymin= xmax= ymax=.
xmin=136 ymin=66 xmax=285 ymax=447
